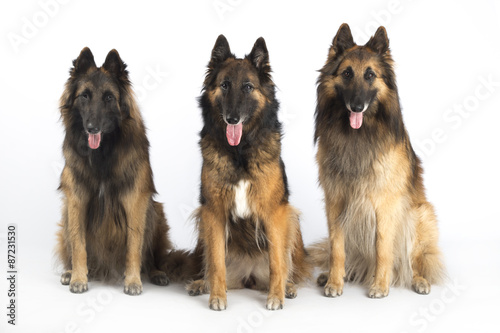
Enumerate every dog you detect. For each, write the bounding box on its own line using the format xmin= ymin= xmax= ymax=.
xmin=56 ymin=47 xmax=172 ymax=295
xmin=309 ymin=24 xmax=445 ymax=298
xmin=185 ymin=35 xmax=312 ymax=310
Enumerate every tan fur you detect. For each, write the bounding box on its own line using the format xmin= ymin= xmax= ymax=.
xmin=56 ymin=48 xmax=172 ymax=295
xmin=310 ymin=143 xmax=445 ymax=296
xmin=187 ymin=36 xmax=312 ymax=310
xmin=188 ymin=151 xmax=312 ymax=308
xmin=310 ymin=25 xmax=445 ymax=298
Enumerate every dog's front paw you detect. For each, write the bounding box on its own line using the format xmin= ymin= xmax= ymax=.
xmin=69 ymin=279 xmax=88 ymax=293
xmin=324 ymin=280 xmax=344 ymax=297
xmin=124 ymin=282 xmax=143 ymax=296
xmin=412 ymin=277 xmax=431 ymax=295
xmin=209 ymin=295 xmax=227 ymax=311
xmin=266 ymin=296 xmax=284 ymax=310
xmin=368 ymin=284 xmax=389 ymax=298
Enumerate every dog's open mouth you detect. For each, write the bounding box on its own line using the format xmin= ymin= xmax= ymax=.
xmin=88 ymin=132 xmax=102 ymax=149
xmin=226 ymin=123 xmax=243 ymax=146
xmin=349 ymin=112 xmax=363 ymax=129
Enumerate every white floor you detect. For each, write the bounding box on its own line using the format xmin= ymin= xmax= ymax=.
xmin=2 ymin=239 xmax=498 ymax=333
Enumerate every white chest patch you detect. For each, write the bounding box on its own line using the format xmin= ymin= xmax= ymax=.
xmin=233 ymin=180 xmax=251 ymax=219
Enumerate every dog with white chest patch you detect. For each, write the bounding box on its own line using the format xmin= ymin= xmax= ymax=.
xmin=185 ymin=35 xmax=312 ymax=311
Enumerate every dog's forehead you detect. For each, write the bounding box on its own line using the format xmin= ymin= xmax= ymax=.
xmin=75 ymin=70 xmax=120 ymax=95
xmin=340 ymin=49 xmax=379 ymax=71
xmin=217 ymin=58 xmax=258 ymax=82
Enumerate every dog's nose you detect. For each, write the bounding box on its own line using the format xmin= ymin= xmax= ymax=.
xmin=351 ymin=104 xmax=364 ymax=112
xmin=86 ymin=122 xmax=100 ymax=134
xmin=226 ymin=116 xmax=240 ymax=125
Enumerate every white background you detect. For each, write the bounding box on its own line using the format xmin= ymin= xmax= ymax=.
xmin=1 ymin=0 xmax=499 ymax=332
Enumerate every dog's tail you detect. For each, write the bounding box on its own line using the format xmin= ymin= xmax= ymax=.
xmin=306 ymin=238 xmax=330 ymax=272
xmin=160 ymin=246 xmax=203 ymax=283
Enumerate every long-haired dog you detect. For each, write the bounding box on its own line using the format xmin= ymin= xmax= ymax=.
xmin=56 ymin=48 xmax=172 ymax=295
xmin=185 ymin=35 xmax=312 ymax=310
xmin=309 ymin=24 xmax=445 ymax=298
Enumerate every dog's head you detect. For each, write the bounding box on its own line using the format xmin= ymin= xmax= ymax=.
xmin=318 ymin=24 xmax=396 ymax=130
xmin=202 ymin=35 xmax=274 ymax=146
xmin=61 ymin=48 xmax=131 ymax=149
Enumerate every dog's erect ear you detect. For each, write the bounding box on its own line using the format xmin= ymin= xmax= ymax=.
xmin=72 ymin=47 xmax=96 ymax=76
xmin=330 ymin=23 xmax=355 ymax=57
xmin=209 ymin=35 xmax=232 ymax=68
xmin=248 ymin=37 xmax=269 ymax=71
xmin=102 ymin=49 xmax=128 ymax=78
xmin=365 ymin=26 xmax=389 ymax=54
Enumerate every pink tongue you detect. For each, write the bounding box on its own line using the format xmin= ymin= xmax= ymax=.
xmin=349 ymin=112 xmax=363 ymax=129
xmin=226 ymin=123 xmax=243 ymax=146
xmin=88 ymin=132 xmax=101 ymax=149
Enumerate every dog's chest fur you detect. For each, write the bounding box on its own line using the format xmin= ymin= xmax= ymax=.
xmin=232 ymin=180 xmax=251 ymax=219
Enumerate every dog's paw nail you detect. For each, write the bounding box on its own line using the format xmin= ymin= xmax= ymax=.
xmin=266 ymin=297 xmax=284 ymax=310
xmin=209 ymin=296 xmax=227 ymax=311
xmin=324 ymin=284 xmax=343 ymax=298
xmin=368 ymin=286 xmax=389 ymax=298
xmin=69 ymin=280 xmax=88 ymax=293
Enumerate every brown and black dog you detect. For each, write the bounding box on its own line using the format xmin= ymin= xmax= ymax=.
xmin=185 ymin=35 xmax=312 ymax=310
xmin=309 ymin=24 xmax=445 ymax=298
xmin=56 ymin=48 xmax=172 ymax=295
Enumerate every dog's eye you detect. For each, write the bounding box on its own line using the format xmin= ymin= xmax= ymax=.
xmin=81 ymin=93 xmax=89 ymax=99
xmin=220 ymin=82 xmax=229 ymax=90
xmin=243 ymin=83 xmax=254 ymax=92
xmin=342 ymin=70 xmax=352 ymax=79
xmin=365 ymin=71 xmax=376 ymax=80
xmin=105 ymin=94 xmax=114 ymax=102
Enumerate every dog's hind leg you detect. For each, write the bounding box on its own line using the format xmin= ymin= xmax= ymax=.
xmin=285 ymin=282 xmax=298 ymax=299
xmin=287 ymin=210 xmax=312 ymax=299
xmin=57 ymin=218 xmax=74 ymax=286
xmin=411 ymin=203 xmax=445 ymax=294
xmin=60 ymin=270 xmax=72 ymax=285
xmin=149 ymin=202 xmax=171 ymax=287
